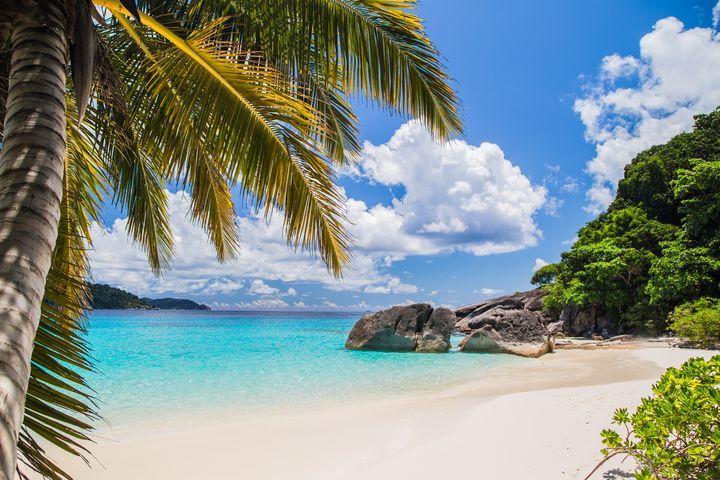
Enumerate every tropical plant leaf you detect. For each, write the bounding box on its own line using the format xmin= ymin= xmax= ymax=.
xmin=101 ymin=11 xmax=351 ymax=272
xmin=182 ymin=0 xmax=462 ymax=139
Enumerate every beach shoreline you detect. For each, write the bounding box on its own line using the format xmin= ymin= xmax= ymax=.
xmin=31 ymin=344 xmax=717 ymax=480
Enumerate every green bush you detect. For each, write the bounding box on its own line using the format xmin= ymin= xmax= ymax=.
xmin=670 ymin=298 xmax=720 ymax=348
xmin=589 ymin=356 xmax=720 ymax=480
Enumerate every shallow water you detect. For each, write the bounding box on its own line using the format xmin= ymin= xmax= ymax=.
xmin=86 ymin=310 xmax=518 ymax=424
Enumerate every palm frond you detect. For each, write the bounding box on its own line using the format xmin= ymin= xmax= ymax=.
xmin=102 ymin=14 xmax=240 ymax=260
xmin=182 ymin=0 xmax=462 ymax=139
xmin=103 ymin=12 xmax=351 ymax=273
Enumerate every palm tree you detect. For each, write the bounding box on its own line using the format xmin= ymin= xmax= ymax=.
xmin=0 ymin=1 xmax=461 ymax=478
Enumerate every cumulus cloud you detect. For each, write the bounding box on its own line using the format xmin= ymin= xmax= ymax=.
xmin=477 ymin=288 xmax=503 ymax=296
xmin=201 ymin=279 xmax=244 ymax=295
xmin=248 ymin=279 xmax=279 ymax=296
xmin=349 ymin=121 xmax=547 ymax=258
xmin=575 ymin=17 xmax=720 ymax=214
xmin=533 ymin=258 xmax=549 ymax=272
xmin=89 ymin=191 xmax=414 ymax=296
xmin=235 ymin=298 xmax=289 ymax=310
xmin=714 ymin=1 xmax=720 ymax=29
xmin=561 ymin=177 xmax=579 ymax=193
xmin=89 ymin=123 xmax=546 ymax=300
xmin=363 ymin=277 xmax=418 ymax=295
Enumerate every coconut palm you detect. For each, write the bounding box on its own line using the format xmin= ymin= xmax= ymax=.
xmin=0 ymin=1 xmax=461 ymax=478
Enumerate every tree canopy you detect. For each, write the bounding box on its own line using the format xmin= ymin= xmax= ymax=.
xmin=533 ymin=108 xmax=720 ymax=333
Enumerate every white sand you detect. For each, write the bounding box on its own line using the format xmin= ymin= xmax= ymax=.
xmin=29 ymin=346 xmax=717 ymax=480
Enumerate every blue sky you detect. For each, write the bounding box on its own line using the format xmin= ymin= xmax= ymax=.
xmin=90 ymin=0 xmax=720 ymax=310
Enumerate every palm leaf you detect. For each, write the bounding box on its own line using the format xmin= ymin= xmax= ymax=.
xmin=102 ymin=11 xmax=351 ymax=273
xmin=182 ymin=0 xmax=462 ymax=139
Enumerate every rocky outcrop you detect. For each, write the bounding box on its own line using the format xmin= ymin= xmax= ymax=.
xmin=455 ymin=289 xmax=552 ymax=331
xmin=560 ymin=304 xmax=616 ymax=337
xmin=345 ymin=304 xmax=456 ymax=353
xmin=416 ymin=307 xmax=456 ymax=352
xmin=457 ymin=307 xmax=554 ymax=358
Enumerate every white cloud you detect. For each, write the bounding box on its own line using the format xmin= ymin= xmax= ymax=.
xmin=363 ymin=277 xmax=418 ymax=295
xmin=350 ymin=121 xmax=547 ymax=258
xmin=543 ymin=196 xmax=564 ymax=216
xmin=546 ymin=164 xmax=561 ymax=173
xmin=562 ymin=236 xmax=578 ymax=246
xmin=533 ymin=258 xmax=549 ymax=272
xmin=202 ymin=279 xmax=244 ymax=295
xmin=235 ymin=298 xmax=289 ymax=310
xmin=714 ymin=1 xmax=720 ymax=30
xmin=575 ymin=17 xmax=720 ymax=214
xmin=561 ymin=177 xmax=579 ymax=193
xmin=248 ymin=279 xmax=279 ymax=296
xmin=90 ymin=191 xmax=417 ymax=296
xmin=89 ymin=123 xmax=547 ymax=299
xmin=477 ymin=288 xmax=503 ymax=296
xmin=600 ymin=54 xmax=640 ymax=81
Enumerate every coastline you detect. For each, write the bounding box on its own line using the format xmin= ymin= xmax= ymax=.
xmin=31 ymin=344 xmax=718 ymax=480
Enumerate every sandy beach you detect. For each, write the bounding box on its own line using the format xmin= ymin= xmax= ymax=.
xmin=29 ymin=344 xmax=715 ymax=480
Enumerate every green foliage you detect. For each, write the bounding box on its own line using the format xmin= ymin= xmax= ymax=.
xmin=591 ymin=356 xmax=720 ymax=480
xmin=670 ymin=299 xmax=720 ymax=349
xmin=674 ymin=159 xmax=720 ymax=252
xmin=531 ymin=263 xmax=561 ymax=286
xmin=89 ymin=283 xmax=152 ymax=310
xmin=647 ymin=242 xmax=720 ymax=307
xmin=536 ymin=107 xmax=720 ymax=333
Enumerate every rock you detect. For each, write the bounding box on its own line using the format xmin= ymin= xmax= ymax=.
xmin=560 ymin=304 xmax=619 ymax=337
xmin=455 ymin=289 xmax=548 ymax=321
xmin=455 ymin=289 xmax=552 ymax=333
xmin=547 ymin=320 xmax=565 ymax=336
xmin=604 ymin=334 xmax=633 ymax=343
xmin=561 ymin=304 xmax=596 ymax=336
xmin=345 ymin=304 xmax=456 ymax=353
xmin=592 ymin=334 xmax=604 ymax=341
xmin=416 ymin=308 xmax=456 ymax=352
xmin=457 ymin=307 xmax=553 ymax=358
xmin=596 ymin=315 xmax=614 ymax=336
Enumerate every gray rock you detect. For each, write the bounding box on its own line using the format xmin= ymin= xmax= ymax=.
xmin=345 ymin=304 xmax=455 ymax=353
xmin=455 ymin=289 xmax=547 ymax=320
xmin=561 ymin=304 xmax=597 ymax=336
xmin=547 ymin=320 xmax=565 ymax=336
xmin=458 ymin=307 xmax=553 ymax=358
xmin=416 ymin=308 xmax=456 ymax=352
xmin=604 ymin=334 xmax=633 ymax=343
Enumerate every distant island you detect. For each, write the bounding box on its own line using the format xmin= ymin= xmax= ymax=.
xmin=89 ymin=284 xmax=211 ymax=311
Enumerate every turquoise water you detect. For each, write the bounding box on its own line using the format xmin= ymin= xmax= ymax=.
xmin=87 ymin=310 xmax=519 ymax=423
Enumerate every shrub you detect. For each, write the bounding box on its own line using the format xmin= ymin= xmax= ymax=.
xmin=670 ymin=298 xmax=720 ymax=348
xmin=587 ymin=356 xmax=720 ymax=480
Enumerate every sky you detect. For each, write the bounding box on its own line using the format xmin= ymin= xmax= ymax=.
xmin=89 ymin=0 xmax=720 ymax=311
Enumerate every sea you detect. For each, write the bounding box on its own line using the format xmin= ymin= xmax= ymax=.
xmin=86 ymin=310 xmax=521 ymax=425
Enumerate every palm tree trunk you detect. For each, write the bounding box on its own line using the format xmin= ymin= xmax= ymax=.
xmin=0 ymin=2 xmax=67 ymax=478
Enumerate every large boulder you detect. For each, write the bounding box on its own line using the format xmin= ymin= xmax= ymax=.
xmin=345 ymin=304 xmax=456 ymax=353
xmin=417 ymin=308 xmax=456 ymax=352
xmin=458 ymin=307 xmax=553 ymax=358
xmin=560 ymin=304 xmax=617 ymax=337
xmin=455 ymin=288 xmax=551 ymax=333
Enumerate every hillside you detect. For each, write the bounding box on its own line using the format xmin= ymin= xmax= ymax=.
xmin=89 ymin=284 xmax=210 ymax=311
xmin=533 ymin=108 xmax=720 ymax=333
xmin=141 ymin=297 xmax=211 ymax=311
